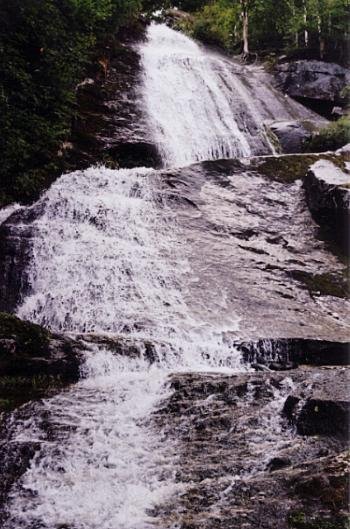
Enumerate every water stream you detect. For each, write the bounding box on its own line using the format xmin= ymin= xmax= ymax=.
xmin=3 ymin=23 xmax=319 ymax=528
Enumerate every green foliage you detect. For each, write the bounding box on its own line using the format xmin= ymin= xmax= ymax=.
xmin=305 ymin=116 xmax=350 ymax=152
xmin=174 ymin=0 xmax=208 ymax=9
xmin=191 ymin=0 xmax=239 ymax=50
xmin=0 ymin=0 xmax=142 ymax=207
xmin=185 ymin=0 xmax=350 ymax=58
xmin=0 ymin=312 xmax=50 ymax=356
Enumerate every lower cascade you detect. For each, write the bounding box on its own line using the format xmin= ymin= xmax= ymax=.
xmin=1 ymin=22 xmax=349 ymax=529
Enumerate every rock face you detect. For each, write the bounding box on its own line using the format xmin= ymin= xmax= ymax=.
xmin=304 ymin=159 xmax=350 ymax=254
xmin=283 ymin=369 xmax=349 ymax=437
xmin=68 ymin=24 xmax=162 ymax=171
xmin=236 ymin=338 xmax=350 ymax=368
xmin=266 ymin=119 xmax=325 ymax=154
xmin=0 ymin=207 xmax=38 ymax=313
xmin=274 ymin=60 xmax=350 ymax=114
xmin=152 ymin=368 xmax=349 ymax=529
xmin=0 ymin=312 xmax=82 ymax=385
xmin=1 ymin=154 xmax=349 ymax=342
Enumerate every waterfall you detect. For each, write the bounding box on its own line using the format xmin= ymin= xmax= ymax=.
xmin=4 ymin=23 xmax=297 ymax=529
xmin=141 ymin=23 xmax=273 ymax=166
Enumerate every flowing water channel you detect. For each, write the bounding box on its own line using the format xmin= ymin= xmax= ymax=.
xmin=2 ymin=23 xmax=341 ymax=529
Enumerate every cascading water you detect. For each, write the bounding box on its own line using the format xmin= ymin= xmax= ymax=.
xmin=4 ymin=23 xmax=300 ymax=529
xmin=142 ymin=24 xmax=252 ymax=166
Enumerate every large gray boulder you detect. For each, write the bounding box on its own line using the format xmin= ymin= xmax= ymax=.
xmin=275 ymin=60 xmax=350 ymax=105
xmin=266 ymin=119 xmax=325 ymax=153
xmin=304 ymin=159 xmax=350 ymax=253
xmin=283 ymin=369 xmax=349 ymax=437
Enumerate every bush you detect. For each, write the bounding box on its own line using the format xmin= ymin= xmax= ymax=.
xmin=305 ymin=116 xmax=350 ymax=152
xmin=0 ymin=0 xmax=142 ymax=208
xmin=191 ymin=1 xmax=238 ymax=51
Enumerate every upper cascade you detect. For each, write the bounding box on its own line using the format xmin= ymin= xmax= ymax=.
xmin=141 ymin=24 xmax=320 ymax=168
xmin=141 ymin=24 xmax=285 ymax=167
xmin=141 ymin=23 xmax=253 ymax=166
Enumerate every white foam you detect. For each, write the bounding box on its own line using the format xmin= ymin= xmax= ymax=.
xmin=141 ymin=23 xmax=252 ymax=166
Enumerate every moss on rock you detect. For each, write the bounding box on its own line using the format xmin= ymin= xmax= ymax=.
xmin=254 ymin=153 xmax=346 ymax=184
xmin=255 ymin=155 xmax=320 ymax=183
xmin=289 ymin=270 xmax=349 ymax=299
xmin=0 ymin=374 xmax=66 ymax=413
xmin=288 ymin=511 xmax=349 ymax=529
xmin=0 ymin=312 xmax=50 ymax=357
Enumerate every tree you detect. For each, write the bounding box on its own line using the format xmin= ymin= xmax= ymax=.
xmin=240 ymin=0 xmax=249 ymax=54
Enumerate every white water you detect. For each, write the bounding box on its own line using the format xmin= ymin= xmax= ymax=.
xmin=6 ymin=164 xmax=243 ymax=528
xmin=5 ymin=23 xmax=294 ymax=529
xmin=16 ymin=165 xmax=241 ymax=370
xmin=141 ymin=24 xmax=253 ymax=166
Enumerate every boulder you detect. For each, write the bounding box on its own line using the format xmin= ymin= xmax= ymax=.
xmin=283 ymin=369 xmax=350 ymax=437
xmin=304 ymin=159 xmax=350 ymax=253
xmin=0 ymin=312 xmax=82 ymax=382
xmin=265 ymin=120 xmax=325 ymax=154
xmin=274 ymin=60 xmax=350 ymax=112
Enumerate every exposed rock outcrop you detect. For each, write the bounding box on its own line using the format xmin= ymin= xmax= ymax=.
xmin=0 ymin=313 xmax=83 ymax=412
xmin=283 ymin=369 xmax=349 ymax=437
xmin=152 ymin=368 xmax=349 ymax=529
xmin=70 ymin=25 xmax=161 ymax=170
xmin=236 ymin=338 xmax=350 ymax=368
xmin=265 ymin=119 xmax=325 ymax=154
xmin=274 ymin=60 xmax=350 ymax=115
xmin=304 ymin=159 xmax=350 ymax=254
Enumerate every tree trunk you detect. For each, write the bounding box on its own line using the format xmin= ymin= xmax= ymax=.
xmin=303 ymin=0 xmax=309 ymax=47
xmin=317 ymin=1 xmax=326 ymax=59
xmin=241 ymin=0 xmax=249 ymax=55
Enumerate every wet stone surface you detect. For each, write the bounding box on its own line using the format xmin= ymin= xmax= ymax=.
xmin=150 ymin=368 xmax=349 ymax=529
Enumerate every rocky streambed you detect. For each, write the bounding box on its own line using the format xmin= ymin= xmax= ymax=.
xmin=0 ymin=21 xmax=349 ymax=529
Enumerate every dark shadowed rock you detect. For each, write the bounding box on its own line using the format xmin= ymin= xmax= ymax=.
xmin=267 ymin=456 xmax=292 ymax=472
xmin=0 ymin=204 xmax=43 ymax=313
xmin=236 ymin=338 xmax=350 ymax=368
xmin=274 ymin=61 xmax=350 ymax=112
xmin=0 ymin=312 xmax=82 ymax=382
xmin=266 ymin=120 xmax=325 ymax=154
xmin=283 ymin=369 xmax=349 ymax=437
xmin=69 ymin=24 xmax=161 ymax=171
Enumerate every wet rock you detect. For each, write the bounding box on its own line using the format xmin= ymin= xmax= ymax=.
xmin=288 ymin=450 xmax=349 ymax=515
xmin=304 ymin=159 xmax=350 ymax=254
xmin=266 ymin=120 xmax=325 ymax=154
xmin=236 ymin=338 xmax=350 ymax=368
xmin=283 ymin=369 xmax=350 ymax=437
xmin=0 ymin=420 xmax=39 ymax=524
xmin=68 ymin=23 xmax=160 ymax=171
xmin=0 ymin=312 xmax=82 ymax=382
xmin=107 ymin=141 xmax=162 ymax=169
xmin=274 ymin=60 xmax=350 ymax=114
xmin=160 ymin=8 xmax=194 ymax=28
xmin=0 ymin=212 xmax=33 ymax=313
xmin=267 ymin=456 xmax=292 ymax=472
xmin=288 ymin=270 xmax=349 ymax=299
xmin=153 ymin=368 xmax=348 ymax=528
xmin=78 ymin=333 xmax=158 ymax=364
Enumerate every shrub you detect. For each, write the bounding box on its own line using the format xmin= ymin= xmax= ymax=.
xmin=0 ymin=0 xmax=142 ymax=207
xmin=305 ymin=116 xmax=350 ymax=152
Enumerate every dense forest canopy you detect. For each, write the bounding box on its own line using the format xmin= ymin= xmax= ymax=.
xmin=0 ymin=0 xmax=349 ymax=207
xmin=169 ymin=0 xmax=350 ymax=60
